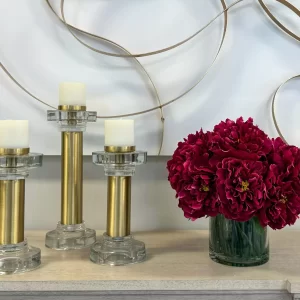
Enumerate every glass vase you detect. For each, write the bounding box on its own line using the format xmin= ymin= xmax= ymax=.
xmin=209 ymin=214 xmax=269 ymax=267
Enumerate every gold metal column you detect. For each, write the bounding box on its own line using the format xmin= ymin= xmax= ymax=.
xmin=107 ymin=176 xmax=131 ymax=237
xmin=90 ymin=145 xmax=146 ymax=265
xmin=61 ymin=131 xmax=83 ymax=225
xmin=0 ymin=180 xmax=25 ymax=245
xmin=104 ymin=145 xmax=135 ymax=238
xmin=59 ymin=105 xmax=85 ymax=225
xmin=0 ymin=148 xmax=29 ymax=246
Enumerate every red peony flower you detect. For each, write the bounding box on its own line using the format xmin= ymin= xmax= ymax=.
xmin=216 ymin=158 xmax=268 ymax=222
xmin=167 ymin=118 xmax=300 ymax=230
xmin=258 ymin=138 xmax=300 ymax=229
xmin=209 ymin=117 xmax=273 ymax=164
xmin=167 ymin=130 xmax=220 ymax=219
xmin=167 ymin=130 xmax=209 ymax=193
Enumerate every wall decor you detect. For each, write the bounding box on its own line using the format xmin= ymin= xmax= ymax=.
xmin=0 ymin=0 xmax=299 ymax=155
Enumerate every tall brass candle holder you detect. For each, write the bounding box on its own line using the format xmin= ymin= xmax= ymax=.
xmin=0 ymin=148 xmax=43 ymax=274
xmin=45 ymin=105 xmax=97 ymax=250
xmin=90 ymin=146 xmax=147 ymax=266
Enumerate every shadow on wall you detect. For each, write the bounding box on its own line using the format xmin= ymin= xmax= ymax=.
xmin=25 ymin=156 xmax=207 ymax=231
xmin=24 ymin=156 xmax=300 ymax=231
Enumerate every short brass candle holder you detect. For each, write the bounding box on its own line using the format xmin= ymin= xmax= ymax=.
xmin=45 ymin=105 xmax=97 ymax=250
xmin=90 ymin=145 xmax=147 ymax=266
xmin=0 ymin=148 xmax=43 ymax=274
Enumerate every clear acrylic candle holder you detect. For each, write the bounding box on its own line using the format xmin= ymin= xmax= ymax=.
xmin=47 ymin=110 xmax=97 ymax=132
xmin=45 ymin=222 xmax=96 ymax=251
xmin=0 ymin=153 xmax=43 ymax=180
xmin=45 ymin=107 xmax=97 ymax=250
xmin=0 ymin=151 xmax=43 ymax=274
xmin=90 ymin=150 xmax=147 ymax=266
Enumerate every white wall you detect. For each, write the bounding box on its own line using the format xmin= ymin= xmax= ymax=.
xmin=26 ymin=156 xmax=203 ymax=231
xmin=1 ymin=0 xmax=300 ymax=155
xmin=25 ymin=156 xmax=300 ymax=231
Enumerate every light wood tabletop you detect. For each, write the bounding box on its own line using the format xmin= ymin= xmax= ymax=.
xmin=0 ymin=230 xmax=299 ymax=299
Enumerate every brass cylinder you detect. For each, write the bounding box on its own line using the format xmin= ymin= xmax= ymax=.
xmin=0 ymin=148 xmax=30 ymax=156
xmin=61 ymin=131 xmax=83 ymax=225
xmin=104 ymin=146 xmax=136 ymax=153
xmin=0 ymin=180 xmax=25 ymax=245
xmin=58 ymin=105 xmax=86 ymax=112
xmin=107 ymin=176 xmax=131 ymax=237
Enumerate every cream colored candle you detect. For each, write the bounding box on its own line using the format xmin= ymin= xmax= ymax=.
xmin=59 ymin=82 xmax=86 ymax=106
xmin=0 ymin=120 xmax=29 ymax=149
xmin=105 ymin=120 xmax=135 ymax=146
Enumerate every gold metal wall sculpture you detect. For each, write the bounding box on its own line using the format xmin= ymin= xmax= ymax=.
xmin=272 ymin=75 xmax=300 ymax=144
xmin=0 ymin=0 xmax=299 ymax=150
xmin=258 ymin=0 xmax=300 ymax=42
xmin=1 ymin=0 xmax=230 ymax=154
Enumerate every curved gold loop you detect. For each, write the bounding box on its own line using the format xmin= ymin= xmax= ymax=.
xmin=258 ymin=0 xmax=300 ymax=42
xmin=45 ymin=0 xmax=165 ymax=154
xmin=53 ymin=0 xmax=231 ymax=118
xmin=0 ymin=63 xmax=56 ymax=110
xmin=0 ymin=148 xmax=30 ymax=156
xmin=59 ymin=0 xmax=235 ymax=58
xmin=271 ymin=75 xmax=300 ymax=144
xmin=49 ymin=0 xmax=229 ymax=152
xmin=0 ymin=0 xmax=234 ymax=154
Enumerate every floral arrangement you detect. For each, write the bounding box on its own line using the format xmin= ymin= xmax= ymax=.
xmin=167 ymin=117 xmax=300 ymax=229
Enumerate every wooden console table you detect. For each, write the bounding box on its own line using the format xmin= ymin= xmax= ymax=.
xmin=0 ymin=230 xmax=299 ymax=300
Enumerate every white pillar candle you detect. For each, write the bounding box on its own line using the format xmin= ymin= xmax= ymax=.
xmin=105 ymin=120 xmax=135 ymax=146
xmin=0 ymin=120 xmax=29 ymax=149
xmin=59 ymin=82 xmax=86 ymax=106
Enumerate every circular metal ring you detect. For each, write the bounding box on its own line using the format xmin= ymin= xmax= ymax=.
xmin=58 ymin=105 xmax=87 ymax=111
xmin=0 ymin=148 xmax=30 ymax=156
xmin=271 ymin=75 xmax=300 ymax=145
xmin=104 ymin=146 xmax=136 ymax=153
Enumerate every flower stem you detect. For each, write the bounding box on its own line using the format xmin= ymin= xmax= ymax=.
xmin=209 ymin=215 xmax=269 ymax=267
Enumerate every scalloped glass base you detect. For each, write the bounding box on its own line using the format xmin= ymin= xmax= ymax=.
xmin=45 ymin=222 xmax=96 ymax=250
xmin=0 ymin=241 xmax=41 ymax=275
xmin=90 ymin=234 xmax=146 ymax=266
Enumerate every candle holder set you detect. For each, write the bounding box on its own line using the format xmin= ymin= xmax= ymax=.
xmin=0 ymin=82 xmax=147 ymax=274
xmin=45 ymin=106 xmax=147 ymax=265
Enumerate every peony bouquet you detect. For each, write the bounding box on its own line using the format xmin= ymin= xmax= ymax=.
xmin=167 ymin=117 xmax=300 ymax=230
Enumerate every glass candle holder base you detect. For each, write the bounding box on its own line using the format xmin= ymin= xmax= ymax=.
xmin=45 ymin=222 xmax=96 ymax=250
xmin=90 ymin=234 xmax=146 ymax=266
xmin=0 ymin=240 xmax=41 ymax=275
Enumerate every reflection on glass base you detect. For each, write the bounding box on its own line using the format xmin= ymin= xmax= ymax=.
xmin=90 ymin=234 xmax=146 ymax=266
xmin=0 ymin=240 xmax=41 ymax=275
xmin=45 ymin=222 xmax=96 ymax=250
xmin=209 ymin=250 xmax=269 ymax=267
